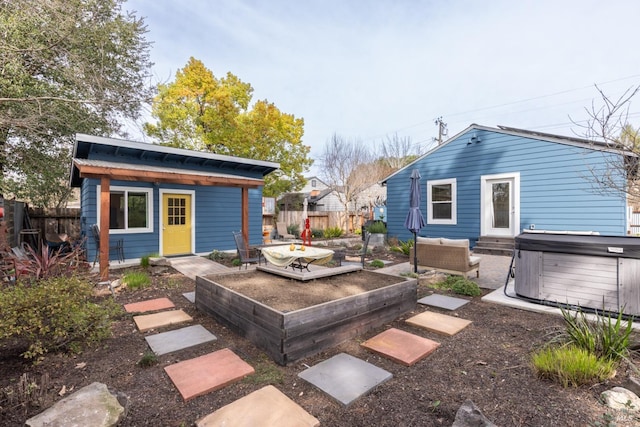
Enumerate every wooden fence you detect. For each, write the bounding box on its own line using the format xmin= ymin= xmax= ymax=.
xmin=277 ymin=211 xmax=366 ymax=233
xmin=2 ymin=199 xmax=81 ymax=249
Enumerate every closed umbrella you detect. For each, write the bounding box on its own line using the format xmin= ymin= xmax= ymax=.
xmin=302 ymin=197 xmax=308 ymax=231
xmin=404 ymin=169 xmax=426 ymax=273
xmin=301 ymin=197 xmax=310 ymax=244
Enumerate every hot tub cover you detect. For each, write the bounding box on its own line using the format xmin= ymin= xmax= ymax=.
xmin=515 ymin=233 xmax=640 ymax=259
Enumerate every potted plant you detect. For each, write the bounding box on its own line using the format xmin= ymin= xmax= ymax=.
xmin=366 ymin=220 xmax=387 ymax=246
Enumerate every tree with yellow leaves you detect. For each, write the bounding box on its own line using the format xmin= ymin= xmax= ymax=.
xmin=144 ymin=57 xmax=311 ymax=196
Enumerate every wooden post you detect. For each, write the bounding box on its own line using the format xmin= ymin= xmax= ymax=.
xmin=100 ymin=177 xmax=111 ymax=281
xmin=241 ymin=187 xmax=249 ymax=248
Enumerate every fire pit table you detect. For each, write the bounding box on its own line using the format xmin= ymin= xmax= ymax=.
xmin=260 ymin=244 xmax=334 ymax=272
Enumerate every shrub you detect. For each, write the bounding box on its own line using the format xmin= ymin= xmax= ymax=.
xmin=366 ymin=221 xmax=387 ymax=234
xmin=451 ymin=279 xmax=482 ymax=297
xmin=140 ymin=253 xmax=159 ymax=268
xmin=432 ymin=275 xmax=481 ymax=296
xmin=287 ymin=223 xmax=300 ymax=238
xmin=532 ymin=345 xmax=616 ymax=387
xmin=16 ymin=242 xmax=89 ymax=283
xmin=122 ymin=271 xmax=151 ymax=290
xmin=395 ymin=239 xmax=414 ymax=256
xmin=137 ymin=352 xmax=159 ymax=368
xmin=311 ymin=228 xmax=324 ymax=239
xmin=369 ymin=259 xmax=385 ymax=268
xmin=0 ymin=276 xmax=122 ymax=361
xmin=559 ymin=306 xmax=634 ymax=362
xmin=323 ymin=226 xmax=343 ymax=238
xmin=208 ymin=250 xmax=226 ymax=261
xmin=232 ymin=258 xmax=242 ymax=267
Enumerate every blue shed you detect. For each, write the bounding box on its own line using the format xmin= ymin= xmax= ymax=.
xmin=382 ymin=124 xmax=629 ymax=247
xmin=70 ymin=134 xmax=278 ymax=278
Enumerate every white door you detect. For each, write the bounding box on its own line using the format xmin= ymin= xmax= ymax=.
xmin=481 ymin=173 xmax=520 ymax=237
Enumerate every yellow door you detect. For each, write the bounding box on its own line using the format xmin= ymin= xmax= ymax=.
xmin=162 ymin=193 xmax=192 ymax=255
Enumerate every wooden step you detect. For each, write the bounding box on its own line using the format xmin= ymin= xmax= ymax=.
xmin=473 ymin=237 xmax=515 ymax=256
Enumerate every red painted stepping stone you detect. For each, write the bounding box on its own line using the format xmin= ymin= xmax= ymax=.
xmin=362 ymin=328 xmax=440 ymax=366
xmin=124 ymin=297 xmax=175 ymax=313
xmin=164 ymin=348 xmax=254 ymax=401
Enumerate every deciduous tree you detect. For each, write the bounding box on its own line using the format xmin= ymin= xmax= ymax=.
xmin=320 ymin=134 xmax=389 ymax=231
xmin=379 ymin=133 xmax=424 ymax=170
xmin=0 ymin=0 xmax=153 ymax=207
xmin=144 ymin=58 xmax=311 ymax=196
xmin=573 ymin=85 xmax=640 ymax=203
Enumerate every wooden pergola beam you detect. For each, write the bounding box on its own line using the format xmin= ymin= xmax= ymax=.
xmin=77 ymin=164 xmax=264 ymax=188
xmin=99 ymin=177 xmax=111 ymax=280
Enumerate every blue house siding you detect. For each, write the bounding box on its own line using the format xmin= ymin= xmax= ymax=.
xmin=81 ymin=180 xmax=267 ymax=261
xmin=72 ymin=134 xmax=278 ymax=264
xmin=385 ymin=126 xmax=627 ymax=245
xmin=193 ymin=186 xmax=264 ymax=253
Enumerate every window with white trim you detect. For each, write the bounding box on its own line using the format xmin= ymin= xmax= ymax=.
xmin=427 ymin=178 xmax=457 ymax=225
xmin=96 ymin=186 xmax=153 ymax=233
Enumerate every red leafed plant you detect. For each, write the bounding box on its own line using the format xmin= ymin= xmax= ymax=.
xmin=16 ymin=241 xmax=89 ymax=283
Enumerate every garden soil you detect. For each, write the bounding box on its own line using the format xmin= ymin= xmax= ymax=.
xmin=1 ymin=253 xmax=639 ymax=426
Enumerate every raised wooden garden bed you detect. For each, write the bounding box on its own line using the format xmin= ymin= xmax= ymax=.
xmin=195 ymin=270 xmax=417 ymax=365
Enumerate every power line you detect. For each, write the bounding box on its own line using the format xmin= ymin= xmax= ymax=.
xmin=369 ymin=74 xmax=640 ymax=144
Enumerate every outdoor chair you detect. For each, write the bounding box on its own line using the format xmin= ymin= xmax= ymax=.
xmin=345 ymin=231 xmax=371 ymax=267
xmin=276 ymin=222 xmax=295 ymax=240
xmin=232 ymin=231 xmax=263 ymax=270
xmin=91 ymin=224 xmax=124 ymax=266
xmin=45 ymin=233 xmax=71 ymax=256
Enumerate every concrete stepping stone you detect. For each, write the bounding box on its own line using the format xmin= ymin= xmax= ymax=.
xmin=361 ymin=327 xmax=440 ymax=366
xmin=406 ymin=311 xmax=472 ymax=336
xmin=183 ymin=291 xmax=195 ymax=303
xmin=417 ymin=294 xmax=470 ymax=310
xmin=298 ymin=353 xmax=392 ymax=407
xmin=145 ymin=325 xmax=217 ymax=356
xmin=195 ymin=385 xmax=319 ymax=427
xmin=124 ymin=297 xmax=175 ymax=313
xmin=164 ymin=348 xmax=254 ymax=401
xmin=133 ymin=309 xmax=192 ymax=332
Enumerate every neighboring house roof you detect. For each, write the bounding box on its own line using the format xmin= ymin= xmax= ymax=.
xmin=308 ymin=187 xmax=336 ymax=203
xmin=381 ymin=123 xmax=628 ymax=184
xmin=305 ymin=176 xmax=327 ymax=185
xmin=70 ymin=133 xmax=279 ymax=187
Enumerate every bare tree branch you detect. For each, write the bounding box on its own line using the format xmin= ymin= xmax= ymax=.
xmin=571 ymin=84 xmax=640 ymax=203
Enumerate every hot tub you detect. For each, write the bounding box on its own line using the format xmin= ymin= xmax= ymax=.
xmin=514 ymin=233 xmax=640 ymax=316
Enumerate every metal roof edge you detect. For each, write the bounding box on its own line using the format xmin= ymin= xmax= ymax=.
xmin=380 ymin=123 xmax=633 ymax=185
xmin=380 ymin=124 xmax=481 ymax=184
xmin=74 ymin=133 xmax=280 ymax=170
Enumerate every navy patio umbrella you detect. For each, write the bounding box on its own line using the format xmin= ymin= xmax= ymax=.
xmin=404 ymin=169 xmax=426 ymax=273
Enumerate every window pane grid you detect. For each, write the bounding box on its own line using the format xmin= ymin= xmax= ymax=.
xmin=105 ymin=188 xmax=150 ymax=231
xmin=168 ymin=197 xmax=187 ymax=227
xmin=428 ymin=179 xmax=456 ymax=224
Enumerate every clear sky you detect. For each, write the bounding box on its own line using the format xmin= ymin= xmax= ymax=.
xmin=124 ymin=0 xmax=640 ymax=172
